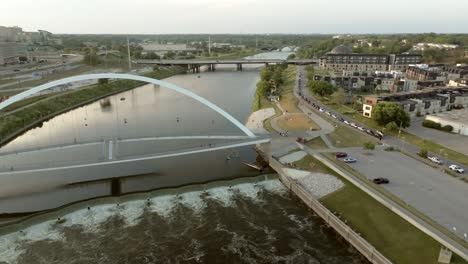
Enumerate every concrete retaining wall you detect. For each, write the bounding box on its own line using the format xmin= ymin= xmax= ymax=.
xmin=269 ymin=157 xmax=392 ymax=264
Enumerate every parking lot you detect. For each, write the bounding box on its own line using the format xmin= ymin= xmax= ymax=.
xmin=344 ymin=148 xmax=468 ymax=238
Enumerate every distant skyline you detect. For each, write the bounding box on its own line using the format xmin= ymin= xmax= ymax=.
xmin=2 ymin=0 xmax=468 ymax=34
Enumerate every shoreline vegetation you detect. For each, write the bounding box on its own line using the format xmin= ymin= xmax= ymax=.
xmin=0 ymin=66 xmax=186 ymax=146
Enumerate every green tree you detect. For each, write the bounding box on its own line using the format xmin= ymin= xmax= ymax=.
xmin=363 ymin=141 xmax=376 ymax=151
xmin=308 ymin=80 xmax=335 ymax=97
xmin=419 ymin=148 xmax=428 ymax=158
xmin=83 ymin=48 xmax=99 ymax=66
xmin=372 ymin=102 xmax=410 ymax=128
xmin=332 ymin=88 xmax=346 ymax=105
xmin=256 ymin=80 xmax=271 ymax=97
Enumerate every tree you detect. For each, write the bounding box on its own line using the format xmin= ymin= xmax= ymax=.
xmin=372 ymin=102 xmax=410 ymax=128
xmin=308 ymin=80 xmax=335 ymax=97
xmin=98 ymin=78 xmax=109 ymax=85
xmin=332 ymin=88 xmax=346 ymax=105
xmin=418 ymin=148 xmax=428 ymax=158
xmin=83 ymin=48 xmax=99 ymax=66
xmin=287 ymin=54 xmax=296 ymax=60
xmin=256 ymin=80 xmax=271 ymax=97
xmin=363 ymin=141 xmax=376 ymax=151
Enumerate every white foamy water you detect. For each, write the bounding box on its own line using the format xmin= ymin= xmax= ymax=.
xmin=178 ymin=191 xmax=205 ymax=213
xmin=233 ymin=183 xmax=260 ymax=200
xmin=118 ymin=200 xmax=146 ymax=227
xmin=149 ymin=194 xmax=177 ymax=219
xmin=0 ymin=178 xmax=288 ymax=264
xmin=206 ymin=186 xmax=235 ymax=207
xmin=256 ymin=179 xmax=288 ymax=194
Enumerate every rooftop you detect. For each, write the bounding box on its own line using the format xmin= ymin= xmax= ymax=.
xmin=428 ymin=108 xmax=468 ymax=124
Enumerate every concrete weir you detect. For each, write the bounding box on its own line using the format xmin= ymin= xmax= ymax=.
xmin=257 ymin=147 xmax=392 ymax=264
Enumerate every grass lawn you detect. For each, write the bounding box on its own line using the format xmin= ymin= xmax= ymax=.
xmin=305 ymin=136 xmax=328 ymax=149
xmin=293 ymin=155 xmax=336 ymax=174
xmin=279 ymin=92 xmax=301 ymax=113
xmin=276 ymin=114 xmax=319 ymax=132
xmin=327 ymin=124 xmax=376 ymax=148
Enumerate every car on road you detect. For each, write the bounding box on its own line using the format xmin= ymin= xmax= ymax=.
xmin=335 ymin=152 xmax=348 ymax=158
xmin=428 ymin=156 xmax=444 ymax=165
xmin=344 ymin=120 xmax=351 ymax=125
xmin=343 ymin=157 xmax=357 ymax=163
xmin=449 ymin=164 xmax=465 ymax=173
xmin=372 ymin=177 xmax=389 ymax=184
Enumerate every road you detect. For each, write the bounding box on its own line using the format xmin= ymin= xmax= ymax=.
xmin=294 ymin=65 xmax=467 ymax=174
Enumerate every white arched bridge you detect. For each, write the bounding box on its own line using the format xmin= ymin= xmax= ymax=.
xmin=0 ymin=73 xmax=270 ymax=198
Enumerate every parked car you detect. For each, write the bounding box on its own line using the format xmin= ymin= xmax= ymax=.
xmin=428 ymin=156 xmax=444 ymax=165
xmin=449 ymin=164 xmax=465 ymax=173
xmin=331 ymin=114 xmax=337 ymax=119
xmin=335 ymin=152 xmax=348 ymax=158
xmin=338 ymin=117 xmax=344 ymax=122
xmin=326 ymin=111 xmax=332 ymax=116
xmin=357 ymin=126 xmax=365 ymax=132
xmin=296 ymin=137 xmax=305 ymax=143
xmin=344 ymin=120 xmax=351 ymax=125
xmin=350 ymin=123 xmax=358 ymax=128
xmin=343 ymin=157 xmax=357 ymax=163
xmin=373 ymin=177 xmax=389 ymax=184
xmin=319 ymin=108 xmax=325 ymax=112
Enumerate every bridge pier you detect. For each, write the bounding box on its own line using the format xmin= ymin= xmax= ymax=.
xmin=265 ymin=63 xmax=269 ymax=67
xmin=208 ymin=64 xmax=215 ymax=71
xmin=236 ymin=63 xmax=243 ymax=71
xmin=111 ymin=178 xmax=121 ymax=196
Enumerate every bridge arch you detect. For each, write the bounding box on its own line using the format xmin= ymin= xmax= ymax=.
xmin=0 ymin=73 xmax=256 ymax=137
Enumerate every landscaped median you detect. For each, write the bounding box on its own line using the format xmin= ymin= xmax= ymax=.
xmin=0 ymin=66 xmax=186 ymax=145
xmin=317 ymin=152 xmax=468 ymax=264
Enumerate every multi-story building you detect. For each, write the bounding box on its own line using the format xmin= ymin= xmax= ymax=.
xmin=362 ymin=87 xmax=468 ymax=118
xmin=0 ymin=42 xmax=18 ymax=64
xmin=319 ymin=45 xmax=422 ymax=73
xmin=406 ymin=65 xmax=440 ymax=81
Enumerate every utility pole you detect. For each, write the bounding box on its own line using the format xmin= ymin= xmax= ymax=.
xmin=127 ymin=36 xmax=132 ymax=70
xmin=208 ymin=35 xmax=211 ymax=55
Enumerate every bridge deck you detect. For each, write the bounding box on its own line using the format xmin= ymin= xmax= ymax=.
xmin=133 ymin=59 xmax=316 ymax=65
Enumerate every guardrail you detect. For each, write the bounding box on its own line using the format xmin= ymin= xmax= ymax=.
xmin=269 ymin=157 xmax=392 ymax=264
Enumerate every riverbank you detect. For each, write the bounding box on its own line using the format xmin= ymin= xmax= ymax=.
xmin=0 ymin=66 xmax=186 ymax=147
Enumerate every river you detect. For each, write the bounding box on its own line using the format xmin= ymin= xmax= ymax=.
xmin=0 ymin=52 xmax=365 ymax=263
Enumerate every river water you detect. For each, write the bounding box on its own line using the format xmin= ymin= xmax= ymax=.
xmin=0 ymin=52 xmax=365 ymax=263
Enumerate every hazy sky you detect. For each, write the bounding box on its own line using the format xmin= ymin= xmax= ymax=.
xmin=3 ymin=0 xmax=468 ymax=34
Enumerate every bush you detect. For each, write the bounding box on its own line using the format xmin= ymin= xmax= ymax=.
xmin=385 ymin=121 xmax=399 ymax=132
xmin=384 ymin=146 xmax=398 ymax=152
xmin=418 ymin=148 xmax=428 ymax=158
xmin=441 ymin=125 xmax=453 ymax=132
xmin=363 ymin=141 xmax=376 ymax=150
xmin=422 ymin=120 xmax=441 ymax=129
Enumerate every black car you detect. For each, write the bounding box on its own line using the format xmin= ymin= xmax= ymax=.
xmin=372 ymin=178 xmax=389 ymax=184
